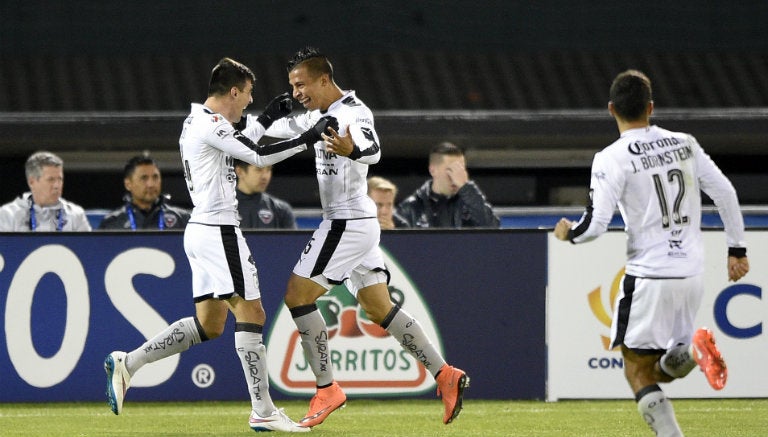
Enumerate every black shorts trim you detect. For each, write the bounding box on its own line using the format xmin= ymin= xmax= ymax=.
xmin=310 ymin=219 xmax=347 ymax=278
xmin=194 ymin=293 xmax=214 ymax=303
xmin=220 ymin=225 xmax=245 ymax=298
xmin=610 ymin=274 xmax=636 ymax=349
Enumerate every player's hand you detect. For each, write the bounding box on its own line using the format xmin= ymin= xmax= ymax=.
xmin=554 ymin=218 xmax=572 ymax=241
xmin=445 ymin=159 xmax=469 ymax=190
xmin=257 ymin=92 xmax=293 ymax=128
xmin=728 ymin=255 xmax=749 ymax=281
xmin=300 ymin=116 xmax=338 ymax=145
xmin=323 ymin=125 xmax=354 ymax=157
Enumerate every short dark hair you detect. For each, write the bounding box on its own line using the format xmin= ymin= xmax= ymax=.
xmin=124 ymin=155 xmax=158 ymax=179
xmin=609 ymin=69 xmax=652 ymax=121
xmin=429 ymin=142 xmax=464 ymax=165
xmin=287 ymin=46 xmax=334 ymax=80
xmin=233 ymin=159 xmax=249 ymax=170
xmin=208 ymin=57 xmax=256 ymax=97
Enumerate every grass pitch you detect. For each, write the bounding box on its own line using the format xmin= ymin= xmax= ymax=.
xmin=0 ymin=398 xmax=766 ymax=436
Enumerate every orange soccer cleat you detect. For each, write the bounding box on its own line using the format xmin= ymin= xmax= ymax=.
xmin=692 ymin=327 xmax=727 ymax=390
xmin=299 ymin=380 xmax=347 ymax=428
xmin=435 ymin=364 xmax=470 ymax=424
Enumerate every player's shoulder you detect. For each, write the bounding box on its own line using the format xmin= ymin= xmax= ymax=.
xmin=332 ymin=92 xmax=374 ymax=129
xmin=186 ymin=103 xmax=231 ymax=130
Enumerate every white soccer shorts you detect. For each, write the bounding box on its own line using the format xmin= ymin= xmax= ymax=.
xmin=184 ymin=222 xmax=260 ymax=301
xmin=610 ymin=274 xmax=704 ymax=351
xmin=293 ymin=217 xmax=388 ymax=296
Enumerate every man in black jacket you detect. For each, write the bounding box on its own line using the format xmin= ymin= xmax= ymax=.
xmin=233 ymin=160 xmax=296 ymax=229
xmin=397 ymin=142 xmax=499 ymax=228
xmin=99 ymin=155 xmax=190 ymax=230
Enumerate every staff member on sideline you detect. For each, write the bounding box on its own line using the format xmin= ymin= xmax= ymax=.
xmin=99 ymin=155 xmax=190 ymax=230
xmin=0 ymin=150 xmax=91 ymax=232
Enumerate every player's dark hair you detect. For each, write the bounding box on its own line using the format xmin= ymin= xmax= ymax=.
xmin=287 ymin=46 xmax=334 ymax=80
xmin=208 ymin=57 xmax=256 ymax=96
xmin=609 ymin=69 xmax=652 ymax=121
xmin=124 ymin=155 xmax=158 ymax=179
xmin=233 ymin=159 xmax=249 ymax=170
xmin=429 ymin=141 xmax=465 ymax=165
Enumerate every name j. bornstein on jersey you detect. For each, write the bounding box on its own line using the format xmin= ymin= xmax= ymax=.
xmin=628 ymin=137 xmax=693 ymax=174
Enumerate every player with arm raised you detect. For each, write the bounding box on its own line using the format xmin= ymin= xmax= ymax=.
xmin=266 ymin=47 xmax=469 ymax=430
xmin=554 ymin=70 xmax=749 ymax=437
xmin=104 ymin=57 xmax=330 ymax=433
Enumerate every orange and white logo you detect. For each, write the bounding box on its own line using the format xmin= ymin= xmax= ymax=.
xmin=587 ymin=267 xmax=624 ymax=350
xmin=266 ymin=248 xmax=443 ymax=395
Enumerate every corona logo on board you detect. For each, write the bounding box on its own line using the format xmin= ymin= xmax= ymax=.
xmin=266 ymin=248 xmax=443 ymax=396
xmin=588 ymin=267 xmax=624 ymax=350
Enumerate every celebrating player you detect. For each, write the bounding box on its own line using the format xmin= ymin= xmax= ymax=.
xmin=263 ymin=46 xmax=469 ymax=429
xmin=104 ymin=57 xmax=334 ymax=433
xmin=554 ymin=69 xmax=749 ymax=436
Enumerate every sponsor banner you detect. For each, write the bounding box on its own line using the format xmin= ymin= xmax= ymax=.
xmin=547 ymin=230 xmax=768 ymax=400
xmin=267 ymin=248 xmax=440 ymax=396
xmin=0 ymin=230 xmax=547 ymax=401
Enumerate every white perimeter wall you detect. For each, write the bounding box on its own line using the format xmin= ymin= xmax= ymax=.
xmin=547 ymin=231 xmax=768 ymax=400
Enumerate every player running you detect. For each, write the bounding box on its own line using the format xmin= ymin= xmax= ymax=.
xmin=554 ymin=69 xmax=749 ymax=437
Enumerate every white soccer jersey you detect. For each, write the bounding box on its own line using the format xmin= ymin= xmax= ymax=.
xmin=267 ymin=91 xmax=380 ymax=219
xmin=570 ymin=125 xmax=746 ymax=278
xmin=179 ymin=103 xmax=307 ymax=225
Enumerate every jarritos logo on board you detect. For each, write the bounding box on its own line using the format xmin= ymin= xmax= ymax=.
xmin=266 ymin=248 xmax=443 ymax=396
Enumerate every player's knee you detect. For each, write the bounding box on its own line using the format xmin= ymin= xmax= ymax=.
xmin=196 ymin=318 xmax=226 ymax=340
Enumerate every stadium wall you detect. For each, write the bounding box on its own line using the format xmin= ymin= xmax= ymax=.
xmin=2 ymin=229 xmax=765 ymax=402
xmin=547 ymin=230 xmax=768 ymax=400
xmin=0 ymin=230 xmax=546 ymax=402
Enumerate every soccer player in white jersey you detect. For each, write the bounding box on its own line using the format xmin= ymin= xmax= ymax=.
xmin=264 ymin=47 xmax=469 ymax=429
xmin=104 ymin=57 xmax=333 ymax=433
xmin=554 ymin=70 xmax=750 ymax=437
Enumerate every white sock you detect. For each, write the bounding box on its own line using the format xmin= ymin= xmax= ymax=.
xmin=235 ymin=325 xmax=276 ymax=417
xmin=125 ymin=316 xmax=203 ymax=375
xmin=636 ymin=385 xmax=683 ymax=437
xmin=291 ymin=304 xmax=335 ymax=387
xmin=660 ymin=344 xmax=696 ymax=378
xmin=381 ymin=306 xmax=446 ymax=378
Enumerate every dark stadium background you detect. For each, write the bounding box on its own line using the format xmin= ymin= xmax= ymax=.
xmin=1 ymin=0 xmax=767 ymax=210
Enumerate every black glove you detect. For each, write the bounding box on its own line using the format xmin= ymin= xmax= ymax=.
xmin=233 ymin=115 xmax=247 ymax=131
xmin=298 ymin=116 xmax=339 ymax=145
xmin=257 ymin=92 xmax=293 ymax=129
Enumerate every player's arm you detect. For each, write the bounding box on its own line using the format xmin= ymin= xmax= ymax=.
xmin=204 ymin=118 xmax=305 ymax=167
xmin=241 ymin=117 xmax=339 ymax=167
xmin=695 ymin=138 xmax=749 ymax=281
xmin=557 ymin=152 xmax=621 ymax=244
xmin=235 ymin=93 xmax=295 ymax=141
xmin=323 ymin=118 xmax=381 ymax=165
xmin=265 ymin=111 xmax=317 ymax=139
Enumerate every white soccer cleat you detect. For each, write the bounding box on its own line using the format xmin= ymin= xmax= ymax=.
xmin=104 ymin=351 xmax=131 ymax=415
xmin=249 ymin=408 xmax=311 ymax=433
